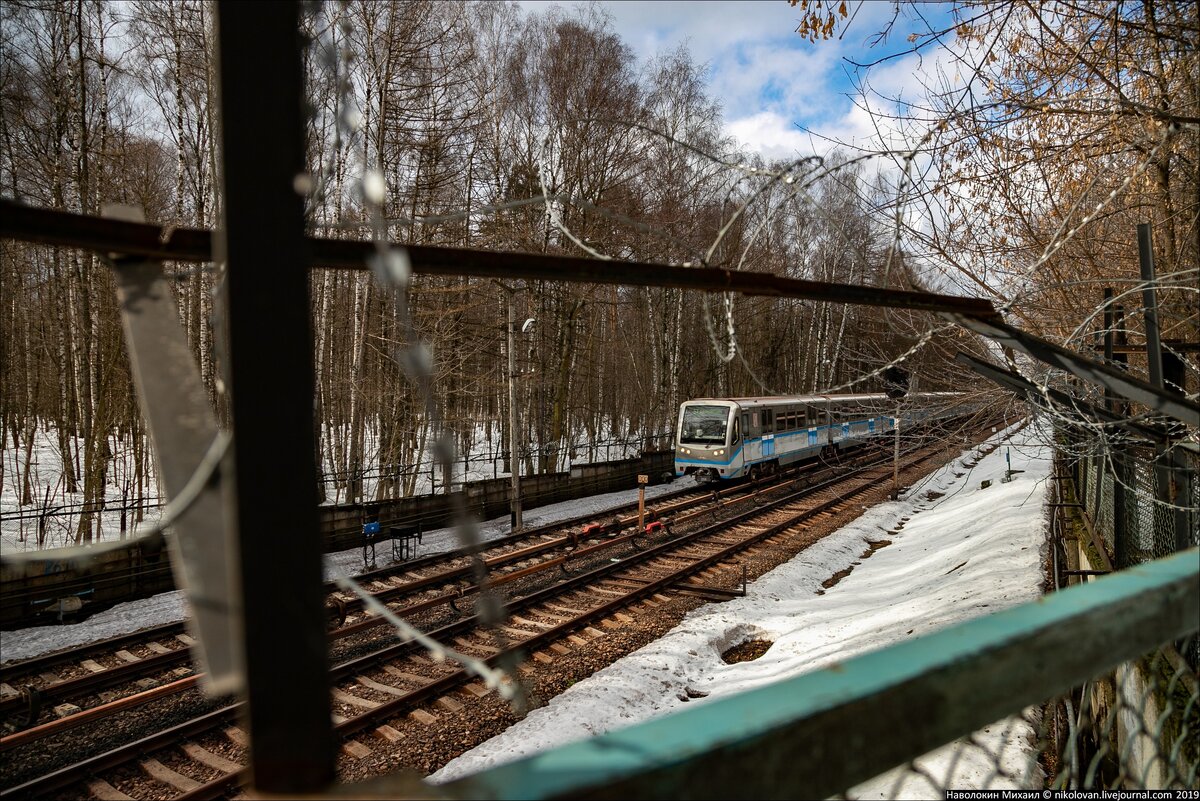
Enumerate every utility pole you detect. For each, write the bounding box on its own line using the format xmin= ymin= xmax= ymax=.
xmin=892 ymin=401 xmax=901 ymax=500
xmin=882 ymin=366 xmax=909 ymax=501
xmin=505 ymin=288 xmax=523 ymax=532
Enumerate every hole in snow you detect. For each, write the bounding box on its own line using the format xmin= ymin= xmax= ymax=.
xmin=721 ymin=639 xmax=773 ymax=664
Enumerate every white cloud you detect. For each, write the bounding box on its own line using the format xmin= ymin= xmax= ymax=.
xmin=725 ymin=110 xmax=812 ymax=162
xmin=517 ymin=2 xmax=965 ymax=170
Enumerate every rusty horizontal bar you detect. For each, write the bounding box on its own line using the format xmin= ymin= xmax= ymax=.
xmin=0 ymin=200 xmax=1000 ymax=319
xmin=954 ymin=349 xmax=1197 ymax=431
xmin=1092 ymin=341 xmax=1200 ymax=354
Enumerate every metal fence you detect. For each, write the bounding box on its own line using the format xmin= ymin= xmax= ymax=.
xmin=1065 ymin=432 xmax=1198 ymax=569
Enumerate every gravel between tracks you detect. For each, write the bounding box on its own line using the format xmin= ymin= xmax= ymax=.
xmin=335 ymin=442 xmax=962 ymax=786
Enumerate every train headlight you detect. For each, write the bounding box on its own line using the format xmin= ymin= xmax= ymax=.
xmin=681 ymin=448 xmax=691 ymax=455
xmin=714 ymin=449 xmax=724 ymax=456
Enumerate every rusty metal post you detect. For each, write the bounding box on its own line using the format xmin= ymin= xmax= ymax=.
xmin=213 ymin=1 xmax=334 ymax=793
xmin=1137 ymin=224 xmax=1191 ymax=554
xmin=1137 ymin=225 xmax=1164 ymax=389
xmin=637 ymin=473 xmax=649 ymax=531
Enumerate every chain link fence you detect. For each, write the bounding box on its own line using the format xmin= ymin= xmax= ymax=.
xmin=1065 ymin=431 xmax=1198 ymax=568
xmin=833 ymin=634 xmax=1199 ymax=797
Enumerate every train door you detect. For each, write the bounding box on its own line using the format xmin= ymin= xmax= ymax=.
xmin=761 ymin=409 xmax=775 ymax=457
xmin=745 ymin=411 xmax=759 ymax=465
xmin=806 ymin=404 xmax=819 ymax=446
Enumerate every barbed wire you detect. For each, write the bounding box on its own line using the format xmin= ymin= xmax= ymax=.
xmin=324 ymin=8 xmax=529 ymax=714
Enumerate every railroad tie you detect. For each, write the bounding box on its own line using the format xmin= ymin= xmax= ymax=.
xmin=357 ymin=675 xmax=406 ymax=697
xmin=509 ymin=615 xmax=552 ymax=630
xmin=224 ymin=726 xmax=247 ymax=748
xmin=408 ymin=708 xmax=438 ymax=725
xmin=499 ymin=625 xmax=535 ymax=640
xmin=374 ymin=724 xmax=403 ymax=743
xmin=381 ymin=666 xmax=432 ymax=686
xmin=332 ymin=687 xmax=380 ymax=709
xmin=454 ymin=636 xmax=500 ymax=655
xmin=146 ymin=642 xmax=172 ymax=654
xmin=141 ymin=758 xmax=201 ymax=792
xmin=175 ymin=633 xmax=195 ymax=646
xmin=81 ymin=659 xmax=106 ymax=673
xmin=87 ymin=779 xmax=133 ymax=801
xmin=434 ymin=695 xmax=463 ymax=713
xmin=115 ymin=650 xmax=141 ymax=663
xmin=182 ymin=743 xmax=241 ymax=774
xmin=342 ymin=739 xmax=373 ymax=759
xmin=0 ymin=683 xmax=17 ymax=697
xmin=545 ymin=603 xmax=587 ymax=616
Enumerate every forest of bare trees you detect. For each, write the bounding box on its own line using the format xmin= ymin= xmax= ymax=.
xmin=1 ymin=0 xmax=1195 ymax=545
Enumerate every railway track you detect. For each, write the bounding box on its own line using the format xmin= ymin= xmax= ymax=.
xmin=1 ymin=442 xmax=885 ymax=739
xmin=1 ymin=420 xmax=999 ymax=800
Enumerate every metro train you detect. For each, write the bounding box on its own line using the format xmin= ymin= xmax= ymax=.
xmin=673 ymin=392 xmax=964 ymax=482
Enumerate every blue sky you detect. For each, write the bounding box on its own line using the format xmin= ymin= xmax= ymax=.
xmin=520 ymin=1 xmax=960 ymax=160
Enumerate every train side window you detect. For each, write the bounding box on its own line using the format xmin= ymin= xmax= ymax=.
xmin=742 ymin=412 xmax=750 ymax=437
xmin=763 ymin=410 xmax=772 ymax=431
xmin=731 ymin=417 xmax=740 ymax=444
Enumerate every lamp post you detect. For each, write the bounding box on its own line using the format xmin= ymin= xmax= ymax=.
xmin=504 ymin=287 xmax=523 ymax=532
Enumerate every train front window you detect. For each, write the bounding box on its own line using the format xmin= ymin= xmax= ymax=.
xmin=679 ymin=405 xmax=730 ymax=445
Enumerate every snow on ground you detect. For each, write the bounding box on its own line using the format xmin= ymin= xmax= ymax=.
xmin=428 ymin=420 xmax=1054 ymax=795
xmin=0 ymin=480 xmax=682 ymax=664
xmin=1 ymin=426 xmax=161 ymax=553
xmin=0 ymin=423 xmax=662 ymax=551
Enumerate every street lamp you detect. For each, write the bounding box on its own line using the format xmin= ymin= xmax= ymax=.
xmin=498 ymin=282 xmax=534 ymax=532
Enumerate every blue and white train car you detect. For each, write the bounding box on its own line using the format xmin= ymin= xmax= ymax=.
xmin=673 ymin=392 xmax=961 ymax=481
